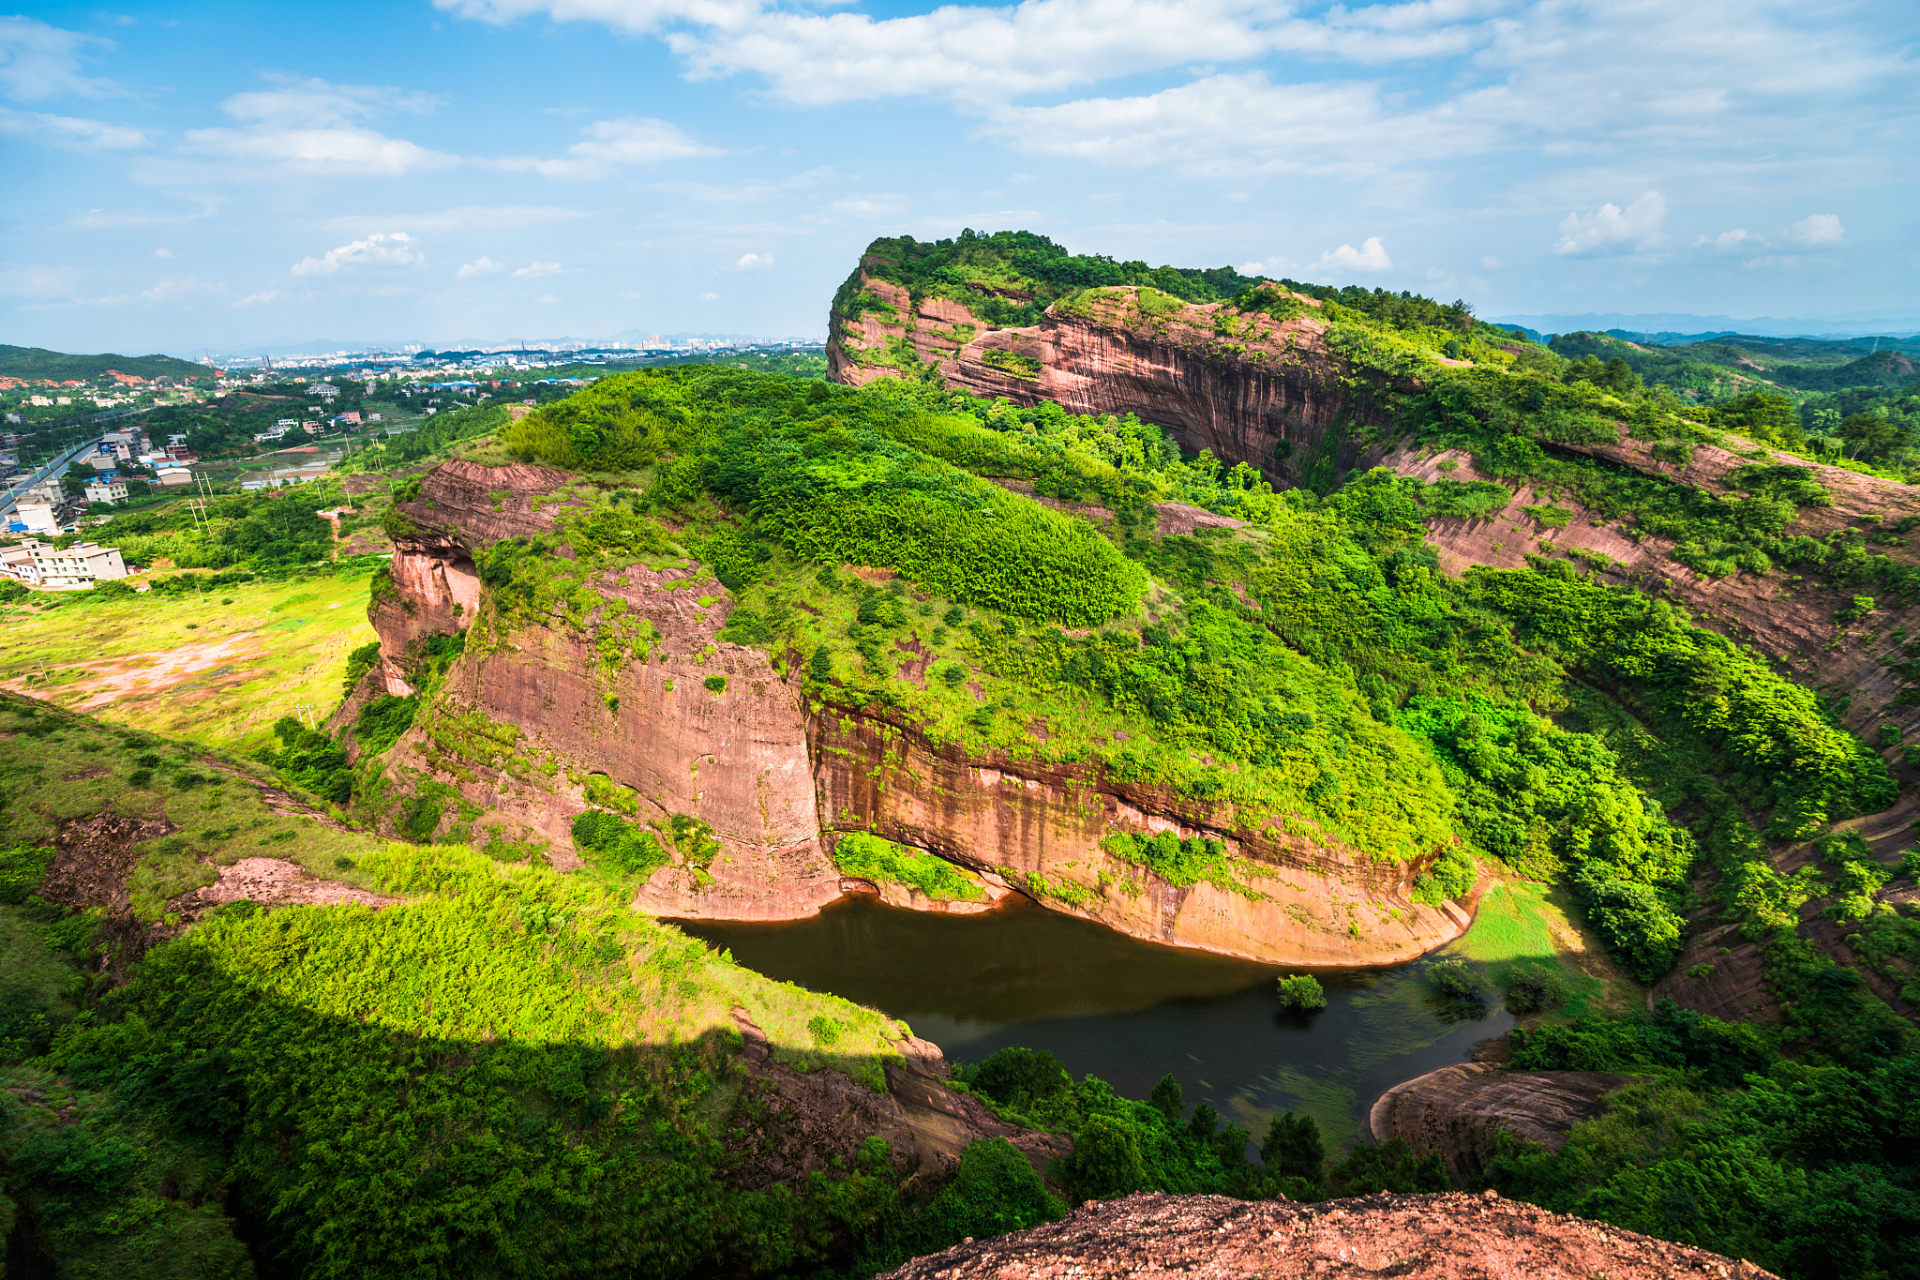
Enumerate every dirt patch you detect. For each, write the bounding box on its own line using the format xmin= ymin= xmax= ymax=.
xmin=177 ymin=857 xmax=398 ymax=912
xmin=894 ymin=634 xmax=931 ymax=686
xmin=990 ymin=478 xmax=1116 ymax=522
xmin=39 ymin=809 xmax=176 ymax=916
xmin=1154 ymin=501 xmax=1249 ymax=537
xmin=881 ymin=1190 xmax=1779 ymax=1279
xmin=724 ymin=1007 xmax=1068 ymax=1194
xmin=1 ymin=633 xmax=268 ymax=713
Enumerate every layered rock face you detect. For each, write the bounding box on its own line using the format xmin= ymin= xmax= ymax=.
xmin=878 ymin=1191 xmax=1779 ymax=1279
xmin=1381 ymin=437 xmax=1920 ymax=753
xmin=829 ymin=262 xmax=1396 ymax=489
xmin=363 ymin=459 xmax=1468 ymax=963
xmin=814 ymin=704 xmax=1470 ymax=965
xmin=1367 ymin=1062 xmax=1642 ymax=1184
xmin=363 ymin=460 xmax=841 ymax=921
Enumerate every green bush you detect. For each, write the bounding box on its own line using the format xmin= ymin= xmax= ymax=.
xmin=570 ymin=809 xmax=668 ymax=878
xmin=830 ymin=832 xmax=984 ymax=902
xmin=1425 ymin=958 xmax=1484 ymax=999
xmin=1274 ymin=974 xmax=1326 ymax=1010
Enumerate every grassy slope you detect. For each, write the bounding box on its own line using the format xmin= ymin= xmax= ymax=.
xmin=0 ymin=344 xmax=210 ymax=383
xmin=0 ymin=691 xmax=943 ymax=1278
xmin=0 ymin=569 xmax=377 ymax=753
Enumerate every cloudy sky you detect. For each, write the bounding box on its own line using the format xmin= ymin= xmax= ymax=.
xmin=3 ymin=0 xmax=1916 ymax=352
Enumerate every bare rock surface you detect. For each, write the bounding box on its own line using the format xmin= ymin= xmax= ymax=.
xmin=728 ymin=1008 xmax=1069 ymax=1189
xmin=1368 ymin=1063 xmax=1641 ymax=1184
xmin=878 ymin=1191 xmax=1780 ymax=1279
xmin=185 ymin=857 xmax=398 ymax=911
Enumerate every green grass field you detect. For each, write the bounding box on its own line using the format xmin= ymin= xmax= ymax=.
xmin=0 ymin=570 xmax=375 ymax=753
xmin=1443 ymin=879 xmax=1640 ymax=1020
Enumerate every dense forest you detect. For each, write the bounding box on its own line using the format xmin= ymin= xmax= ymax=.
xmin=3 ymin=247 xmax=1917 ymax=1278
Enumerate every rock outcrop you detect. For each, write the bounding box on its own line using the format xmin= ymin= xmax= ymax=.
xmin=362 ymin=459 xmax=1470 ymax=964
xmin=1367 ymin=1063 xmax=1641 ymax=1184
xmin=830 ymin=262 xmax=1398 ymax=490
xmin=878 ymin=1190 xmax=1780 ymax=1279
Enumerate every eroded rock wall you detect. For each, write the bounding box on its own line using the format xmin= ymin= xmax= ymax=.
xmin=810 ymin=703 xmax=1470 ymax=965
xmin=829 ymin=269 xmax=1395 ymax=489
xmin=367 ymin=459 xmax=840 ymax=920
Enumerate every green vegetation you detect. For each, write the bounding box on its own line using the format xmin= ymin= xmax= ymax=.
xmin=0 ymin=343 xmax=210 ymax=383
xmin=838 ymin=229 xmax=1268 ymax=330
xmin=1489 ymin=1002 xmax=1919 ymax=1280
xmin=831 ymin=832 xmax=987 ymax=902
xmin=1273 ymin=974 xmax=1327 ymax=1010
xmin=0 ymin=693 xmax=1086 ymax=1280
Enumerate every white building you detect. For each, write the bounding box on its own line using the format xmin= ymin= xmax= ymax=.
xmin=8 ymin=499 xmax=62 ymax=535
xmin=84 ymin=478 xmax=129 ymax=505
xmin=0 ymin=539 xmax=127 ymax=587
xmin=312 ymin=382 xmax=340 ymax=400
xmin=154 ymin=467 xmax=194 ymax=488
xmin=84 ymin=452 xmax=120 ymax=470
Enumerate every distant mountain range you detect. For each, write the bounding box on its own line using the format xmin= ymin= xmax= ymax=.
xmin=1487 ymin=308 xmax=1920 ymax=340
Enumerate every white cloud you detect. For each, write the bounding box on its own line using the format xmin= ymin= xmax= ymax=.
xmin=184 ymin=74 xmax=457 ymax=177
xmin=0 ymin=266 xmax=77 ymax=297
xmin=1313 ymin=236 xmax=1393 ymax=273
xmin=652 ymin=167 xmax=834 ymax=203
xmin=1788 ymin=213 xmax=1845 ymax=246
xmin=457 ymin=256 xmax=506 ymax=278
xmin=700 ymin=291 xmax=720 ymax=300
xmin=0 ymin=106 xmax=146 ymax=149
xmin=0 ymin=16 xmax=120 ymax=102
xmin=139 ymin=277 xmax=225 ymax=304
xmin=512 ymin=261 xmax=565 ymax=277
xmin=153 ymin=247 xmax=173 ymax=259
xmin=291 ymin=232 xmax=424 ymax=277
xmin=977 ymin=73 xmax=1492 ymax=178
xmin=188 ymin=122 xmax=459 ymax=177
xmin=233 ymin=290 xmax=278 ymax=308
xmin=1479 ymin=255 xmax=1502 ymax=270
xmin=1551 ymin=192 xmax=1668 ymax=256
xmin=1698 ymin=228 xmax=1765 ymax=253
xmin=732 ymin=252 xmax=774 ymax=271
xmin=221 ymin=74 xmax=441 ymax=127
xmin=496 ymin=116 xmax=718 ymax=179
xmin=325 ymin=205 xmax=590 ymax=234
xmin=536 ymin=293 xmax=561 ymax=303
xmin=436 ymin=0 xmax=765 ymax=37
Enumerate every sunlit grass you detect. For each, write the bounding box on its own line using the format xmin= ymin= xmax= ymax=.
xmin=0 ymin=569 xmax=376 ymax=752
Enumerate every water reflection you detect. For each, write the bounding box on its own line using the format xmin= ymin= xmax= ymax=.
xmin=676 ymin=893 xmax=1511 ymax=1149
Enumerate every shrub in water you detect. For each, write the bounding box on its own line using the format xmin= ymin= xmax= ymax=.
xmin=1275 ymin=974 xmax=1327 ymax=1011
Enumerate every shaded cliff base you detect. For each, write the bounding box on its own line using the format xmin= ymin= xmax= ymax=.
xmin=879 ymin=1191 xmax=1779 ymax=1279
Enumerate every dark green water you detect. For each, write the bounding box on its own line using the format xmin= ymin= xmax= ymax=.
xmin=677 ymin=894 xmax=1511 ymax=1149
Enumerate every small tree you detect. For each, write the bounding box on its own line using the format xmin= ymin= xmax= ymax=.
xmin=1275 ymin=973 xmax=1327 ymax=1010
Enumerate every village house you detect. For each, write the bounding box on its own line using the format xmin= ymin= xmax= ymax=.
xmin=0 ymin=539 xmax=125 ymax=586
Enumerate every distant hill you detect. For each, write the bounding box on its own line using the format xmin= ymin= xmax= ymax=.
xmin=0 ymin=344 xmax=211 ymax=383
xmin=1489 ymin=309 xmax=1920 ymax=340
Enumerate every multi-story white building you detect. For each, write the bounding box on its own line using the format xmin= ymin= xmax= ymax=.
xmin=0 ymin=539 xmax=125 ymax=586
xmin=8 ymin=499 xmax=63 ymax=535
xmin=84 ymin=478 xmax=129 ymax=505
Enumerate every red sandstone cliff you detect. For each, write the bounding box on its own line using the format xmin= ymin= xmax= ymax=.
xmin=358 ymin=458 xmax=1470 ymax=964
xmin=829 ymin=263 xmax=1399 ymax=490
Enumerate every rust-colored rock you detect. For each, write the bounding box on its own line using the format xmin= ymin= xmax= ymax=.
xmin=1368 ymin=1063 xmax=1642 ymax=1184
xmin=878 ymin=1191 xmax=1779 ymax=1279
xmin=812 ymin=704 xmax=1471 ymax=965
xmin=830 ymin=276 xmax=1394 ymax=490
xmin=364 ymin=457 xmax=1470 ymax=964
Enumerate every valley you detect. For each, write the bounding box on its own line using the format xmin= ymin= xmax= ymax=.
xmin=1 ymin=229 xmax=1916 ymax=1280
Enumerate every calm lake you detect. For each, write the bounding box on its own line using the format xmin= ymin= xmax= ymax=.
xmin=677 ymin=892 xmax=1511 ymax=1150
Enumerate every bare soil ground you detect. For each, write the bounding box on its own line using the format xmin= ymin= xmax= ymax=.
xmin=881 ymin=1191 xmax=1779 ymax=1279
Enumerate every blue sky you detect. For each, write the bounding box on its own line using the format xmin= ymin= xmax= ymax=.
xmin=3 ymin=0 xmax=1917 ymax=352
